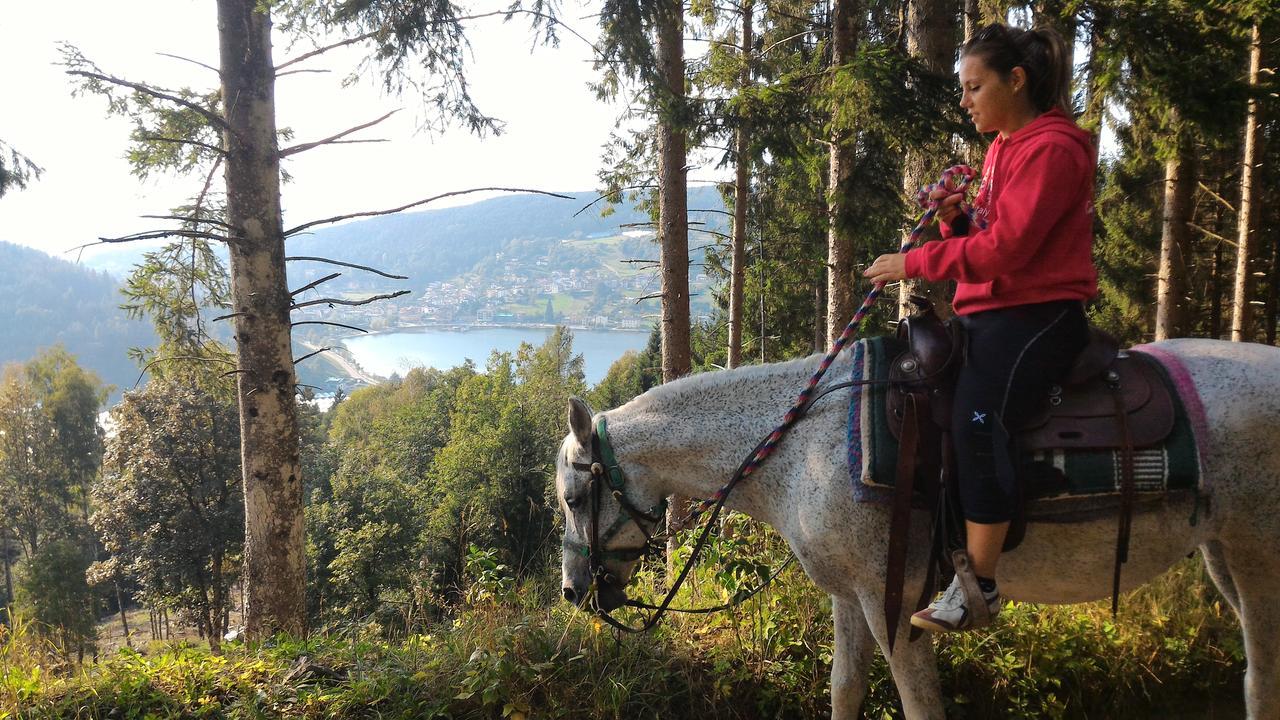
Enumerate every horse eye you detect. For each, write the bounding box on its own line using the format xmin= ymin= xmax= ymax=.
xmin=565 ymin=495 xmax=583 ymax=510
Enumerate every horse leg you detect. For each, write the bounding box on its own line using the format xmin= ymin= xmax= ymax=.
xmin=831 ymin=595 xmax=876 ymax=720
xmin=1222 ymin=544 xmax=1280 ymax=718
xmin=1200 ymin=540 xmax=1241 ymax=615
xmin=858 ymin=590 xmax=945 ymax=720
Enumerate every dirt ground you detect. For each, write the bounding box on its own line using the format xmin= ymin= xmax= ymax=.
xmin=95 ymin=607 xmax=241 ymax=654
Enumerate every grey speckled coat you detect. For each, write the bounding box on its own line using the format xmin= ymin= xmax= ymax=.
xmin=557 ymin=338 xmax=1280 ymax=719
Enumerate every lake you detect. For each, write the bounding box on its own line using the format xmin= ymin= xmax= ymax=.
xmin=341 ymin=326 xmax=651 ymax=386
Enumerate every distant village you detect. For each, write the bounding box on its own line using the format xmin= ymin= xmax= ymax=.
xmin=292 ymin=245 xmax=715 ymax=335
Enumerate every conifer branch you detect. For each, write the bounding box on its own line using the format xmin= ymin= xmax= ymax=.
xmin=290 ymin=273 xmax=342 ymax=297
xmin=134 ymin=355 xmax=236 ymax=387
xmin=285 ymin=256 xmax=408 ymax=280
xmin=137 ymin=135 xmax=226 ymax=155
xmin=141 ymin=214 xmax=234 ymax=230
xmin=284 ymin=188 xmax=573 ymax=237
xmin=292 ymin=290 xmax=411 ymax=310
xmin=276 ymin=32 xmax=378 ymax=71
xmin=573 ymin=185 xmax=657 ymax=217
xmin=65 ymin=69 xmax=227 ymax=129
xmin=279 ymin=110 xmax=399 ymax=157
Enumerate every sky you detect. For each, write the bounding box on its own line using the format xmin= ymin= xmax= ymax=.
xmin=0 ymin=1 xmax=685 ymax=260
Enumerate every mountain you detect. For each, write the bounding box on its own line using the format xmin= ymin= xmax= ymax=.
xmin=0 ymin=241 xmax=156 ymax=402
xmin=80 ymin=187 xmax=729 ymax=287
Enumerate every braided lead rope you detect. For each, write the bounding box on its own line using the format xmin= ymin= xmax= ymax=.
xmin=679 ymin=164 xmax=984 ymax=526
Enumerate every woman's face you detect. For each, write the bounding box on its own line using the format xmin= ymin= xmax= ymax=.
xmin=958 ymin=54 xmax=1035 ymax=137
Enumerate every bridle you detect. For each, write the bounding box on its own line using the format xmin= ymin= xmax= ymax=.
xmin=567 ymin=416 xmax=667 ymax=594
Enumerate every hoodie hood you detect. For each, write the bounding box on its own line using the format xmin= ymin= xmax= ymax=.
xmin=1002 ymin=108 xmax=1095 ymax=157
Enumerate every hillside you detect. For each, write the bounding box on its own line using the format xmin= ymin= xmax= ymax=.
xmin=0 ymin=241 xmax=155 ymax=401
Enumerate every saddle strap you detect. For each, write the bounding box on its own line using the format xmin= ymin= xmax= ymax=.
xmin=884 ymin=392 xmax=920 ymax=653
xmin=1111 ymin=377 xmax=1136 ymax=616
xmin=951 ymin=548 xmax=992 ymax=627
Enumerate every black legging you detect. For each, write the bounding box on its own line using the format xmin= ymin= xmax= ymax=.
xmin=952 ymin=299 xmax=1089 ymax=523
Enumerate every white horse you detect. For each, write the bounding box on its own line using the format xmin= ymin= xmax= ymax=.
xmin=556 ymin=338 xmax=1280 ymax=719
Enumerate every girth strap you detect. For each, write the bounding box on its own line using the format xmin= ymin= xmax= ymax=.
xmin=1111 ymin=374 xmax=1136 ymax=615
xmin=885 ymin=393 xmax=921 ymax=653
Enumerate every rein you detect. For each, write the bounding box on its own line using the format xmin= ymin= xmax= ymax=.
xmin=579 ymin=166 xmax=985 ymax=632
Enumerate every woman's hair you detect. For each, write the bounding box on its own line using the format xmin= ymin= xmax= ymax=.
xmin=962 ymin=24 xmax=1072 ymax=116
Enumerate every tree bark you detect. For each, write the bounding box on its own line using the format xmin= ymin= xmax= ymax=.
xmin=899 ymin=0 xmax=956 ymax=320
xmin=963 ymin=0 xmax=980 ymax=42
xmin=115 ymin=582 xmax=131 ymax=649
xmin=1231 ymin=22 xmax=1265 ymax=342
xmin=217 ymin=0 xmax=307 ymax=639
xmin=657 ymin=0 xmax=691 ymax=382
xmin=826 ymin=0 xmax=862 ymax=346
xmin=728 ymin=0 xmax=753 ymax=369
xmin=1155 ymin=132 xmax=1195 ymax=340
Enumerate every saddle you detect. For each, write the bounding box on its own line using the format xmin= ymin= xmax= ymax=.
xmin=880 ymin=298 xmax=1176 ymax=651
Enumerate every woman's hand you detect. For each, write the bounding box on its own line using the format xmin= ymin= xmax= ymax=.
xmin=863 ymin=253 xmax=908 ymax=284
xmin=929 ymin=187 xmax=965 ymax=224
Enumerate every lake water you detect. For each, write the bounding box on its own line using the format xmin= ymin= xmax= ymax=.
xmin=342 ymin=326 xmax=651 ymax=385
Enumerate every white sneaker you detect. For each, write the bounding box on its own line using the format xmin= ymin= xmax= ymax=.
xmin=909 ymin=573 xmax=1001 ymax=633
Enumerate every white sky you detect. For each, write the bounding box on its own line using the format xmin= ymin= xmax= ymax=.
xmin=0 ymin=1 xmax=685 ymax=260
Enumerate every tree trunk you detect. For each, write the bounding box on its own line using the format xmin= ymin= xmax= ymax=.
xmin=826 ymin=0 xmax=862 ymax=346
xmin=656 ymin=0 xmax=693 ymax=555
xmin=217 ymin=0 xmax=307 ymax=639
xmin=1081 ymin=4 xmax=1111 ymax=133
xmin=727 ymin=0 xmax=753 ymax=369
xmin=898 ymin=0 xmax=956 ymax=320
xmin=2 ymin=531 xmax=12 ymax=612
xmin=115 ymin=582 xmax=132 ymax=649
xmin=1267 ymin=229 xmax=1279 ymax=345
xmin=1155 ymin=132 xmax=1195 ymax=340
xmin=1232 ymin=22 xmax=1265 ymax=342
xmin=657 ymin=0 xmax=691 ymax=382
xmin=963 ymin=0 xmax=980 ymax=41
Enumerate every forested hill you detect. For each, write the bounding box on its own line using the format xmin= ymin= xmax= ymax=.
xmin=0 ymin=241 xmax=155 ymax=400
xmin=288 ymin=186 xmax=726 ymax=283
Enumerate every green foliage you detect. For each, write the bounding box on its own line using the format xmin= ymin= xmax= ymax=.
xmin=0 ymin=140 xmax=42 ymax=198
xmin=13 ymin=539 xmax=96 ymax=659
xmin=92 ymin=380 xmax=242 ymax=642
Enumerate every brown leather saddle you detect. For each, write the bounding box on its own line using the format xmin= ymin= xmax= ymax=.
xmin=880 ymin=298 xmax=1177 ymax=651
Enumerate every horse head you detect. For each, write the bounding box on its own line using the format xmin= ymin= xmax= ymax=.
xmin=557 ymin=396 xmax=665 ymax=613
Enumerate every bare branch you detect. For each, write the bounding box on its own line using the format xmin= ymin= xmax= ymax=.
xmin=156 ymin=52 xmax=220 ymax=75
xmin=292 ymin=290 xmax=411 ymax=311
xmin=137 ymin=135 xmax=226 ymax=155
xmin=279 ymin=110 xmax=399 ymax=158
xmin=213 ymin=312 xmax=248 ymax=322
xmin=285 ymin=188 xmax=574 ymax=237
xmin=1197 ymin=181 xmax=1237 ymax=214
xmin=66 ymin=69 xmax=227 ymax=129
xmin=691 ymin=207 xmax=734 ymax=217
xmin=276 ymin=31 xmax=378 ymax=72
xmin=99 ymin=229 xmax=227 ymax=244
xmin=293 ymin=347 xmax=331 ymax=365
xmin=134 ymin=354 xmax=236 ymax=387
xmin=292 ymin=321 xmax=369 ymax=333
xmin=324 ymin=139 xmax=389 ymax=146
xmin=285 ymin=256 xmax=408 ymax=280
xmin=276 ymin=68 xmax=333 ymax=77
xmin=574 ymin=185 xmax=657 ymax=217
xmin=141 ymin=214 xmax=234 ymax=230
xmin=1189 ymin=222 xmax=1236 ymax=247
xmin=291 ymin=272 xmax=342 ymax=297
xmin=632 ymin=292 xmax=665 ymax=303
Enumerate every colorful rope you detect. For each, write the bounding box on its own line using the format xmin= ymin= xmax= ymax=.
xmin=682 ymin=164 xmax=984 ymax=524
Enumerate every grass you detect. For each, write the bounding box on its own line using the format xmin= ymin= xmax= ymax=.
xmin=1 ymin=544 xmax=1246 ymax=719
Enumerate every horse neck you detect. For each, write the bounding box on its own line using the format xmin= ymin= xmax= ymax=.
xmin=604 ymin=358 xmax=822 ymax=528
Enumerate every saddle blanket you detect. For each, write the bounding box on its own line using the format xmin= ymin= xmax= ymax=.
xmin=846 ymin=336 xmax=1202 ymax=506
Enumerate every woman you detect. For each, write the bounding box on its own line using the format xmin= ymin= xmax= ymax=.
xmin=863 ymin=23 xmax=1097 ymax=633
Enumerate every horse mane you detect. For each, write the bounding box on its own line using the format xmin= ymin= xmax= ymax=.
xmin=614 ymin=351 xmax=829 ymax=418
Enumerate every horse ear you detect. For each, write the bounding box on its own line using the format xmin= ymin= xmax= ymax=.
xmin=567 ymin=396 xmax=594 ymax=447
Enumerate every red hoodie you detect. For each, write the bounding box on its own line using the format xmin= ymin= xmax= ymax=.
xmin=903 ymin=109 xmax=1098 ymax=315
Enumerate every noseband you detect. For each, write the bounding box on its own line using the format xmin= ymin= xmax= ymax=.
xmin=568 ymin=417 xmax=667 ymax=590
